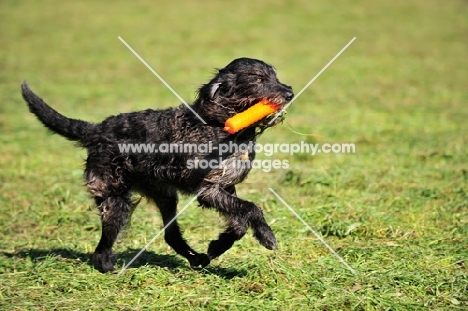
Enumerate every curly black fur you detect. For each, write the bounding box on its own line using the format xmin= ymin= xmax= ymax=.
xmin=21 ymin=57 xmax=294 ymax=272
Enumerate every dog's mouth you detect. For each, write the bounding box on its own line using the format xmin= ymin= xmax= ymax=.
xmin=267 ymin=109 xmax=286 ymax=123
xmin=258 ymin=107 xmax=286 ymax=128
xmin=222 ymin=96 xmax=290 ymax=134
xmin=252 ymin=97 xmax=288 ymax=130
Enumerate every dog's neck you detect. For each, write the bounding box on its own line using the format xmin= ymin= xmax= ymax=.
xmin=192 ymin=101 xmax=232 ymax=125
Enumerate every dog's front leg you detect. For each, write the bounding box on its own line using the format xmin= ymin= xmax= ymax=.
xmin=198 ymin=184 xmax=277 ymax=259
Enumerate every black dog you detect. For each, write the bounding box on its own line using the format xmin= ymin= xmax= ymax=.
xmin=21 ymin=57 xmax=294 ymax=272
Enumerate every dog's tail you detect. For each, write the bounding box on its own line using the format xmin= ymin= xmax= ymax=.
xmin=21 ymin=81 xmax=91 ymax=142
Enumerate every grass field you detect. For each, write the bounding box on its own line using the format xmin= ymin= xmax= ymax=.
xmin=1 ymin=0 xmax=467 ymax=310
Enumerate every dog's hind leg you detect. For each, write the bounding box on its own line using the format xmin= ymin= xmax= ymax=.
xmin=86 ymin=162 xmax=134 ymax=273
xmin=92 ymin=194 xmax=134 ymax=272
xmin=150 ymin=190 xmax=210 ymax=268
xmin=198 ymin=185 xmax=277 ymax=259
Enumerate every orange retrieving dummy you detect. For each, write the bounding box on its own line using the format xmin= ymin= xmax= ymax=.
xmin=224 ymin=100 xmax=280 ymax=134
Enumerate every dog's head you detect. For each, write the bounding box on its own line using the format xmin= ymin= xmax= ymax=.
xmin=195 ymin=58 xmax=294 ymax=129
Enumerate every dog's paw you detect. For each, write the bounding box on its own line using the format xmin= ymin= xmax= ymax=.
xmin=253 ymin=226 xmax=278 ymax=250
xmin=188 ymin=253 xmax=210 ymax=268
xmin=92 ymin=251 xmax=115 ymax=273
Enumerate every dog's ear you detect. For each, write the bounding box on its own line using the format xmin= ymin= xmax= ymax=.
xmin=210 ymin=83 xmax=221 ymax=99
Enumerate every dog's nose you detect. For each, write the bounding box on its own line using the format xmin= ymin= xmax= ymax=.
xmin=285 ymin=91 xmax=294 ymax=101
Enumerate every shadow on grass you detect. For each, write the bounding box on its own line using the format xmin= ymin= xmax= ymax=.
xmin=1 ymin=248 xmax=247 ymax=279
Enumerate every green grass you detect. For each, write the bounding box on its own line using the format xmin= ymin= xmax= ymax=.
xmin=1 ymin=0 xmax=467 ymax=310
